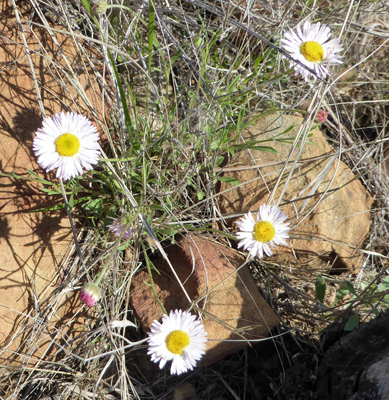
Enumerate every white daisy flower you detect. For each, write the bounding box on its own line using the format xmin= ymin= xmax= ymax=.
xmin=33 ymin=112 xmax=101 ymax=180
xmin=147 ymin=309 xmax=207 ymax=375
xmin=281 ymin=21 xmax=343 ymax=81
xmin=107 ymin=215 xmax=133 ymax=240
xmin=236 ymin=205 xmax=290 ymax=259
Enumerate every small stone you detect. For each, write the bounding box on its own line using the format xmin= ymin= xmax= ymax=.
xmin=130 ymin=235 xmax=279 ymax=366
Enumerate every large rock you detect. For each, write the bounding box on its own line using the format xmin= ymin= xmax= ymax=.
xmin=130 ymin=234 xmax=280 ymax=366
xmin=0 ymin=1 xmax=107 ymax=365
xmin=219 ymin=113 xmax=373 ymax=273
xmin=316 ymin=311 xmax=389 ymax=400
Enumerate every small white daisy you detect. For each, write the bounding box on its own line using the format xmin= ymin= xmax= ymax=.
xmin=33 ymin=112 xmax=101 ymax=180
xmin=236 ymin=205 xmax=290 ymax=259
xmin=107 ymin=215 xmax=133 ymax=240
xmin=281 ymin=21 xmax=343 ymax=81
xmin=147 ymin=309 xmax=207 ymax=375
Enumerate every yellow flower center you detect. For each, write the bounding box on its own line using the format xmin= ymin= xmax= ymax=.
xmin=55 ymin=133 xmax=80 ymax=157
xmin=165 ymin=330 xmax=190 ymax=355
xmin=300 ymin=41 xmax=324 ymax=63
xmin=253 ymin=221 xmax=276 ymax=243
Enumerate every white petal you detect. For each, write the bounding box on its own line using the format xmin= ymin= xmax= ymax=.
xmin=33 ymin=112 xmax=101 ymax=180
xmin=236 ymin=205 xmax=290 ymax=260
xmin=280 ymin=21 xmax=343 ymax=82
xmin=147 ymin=310 xmax=207 ymax=375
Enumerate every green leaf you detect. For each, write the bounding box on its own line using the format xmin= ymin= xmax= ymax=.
xmin=343 ymin=281 xmax=358 ymax=296
xmin=226 ymin=74 xmax=241 ymax=94
xmin=334 ymin=281 xmax=358 ymax=306
xmin=216 ymin=176 xmax=240 ymax=186
xmin=215 ymin=156 xmax=225 ymax=167
xmin=378 ymin=276 xmax=389 ymax=292
xmin=83 ymin=198 xmax=103 ymax=214
xmin=237 ymin=108 xmax=245 ymax=133
xmin=279 ymin=124 xmax=295 ymax=135
xmin=197 ymin=191 xmax=205 ymax=201
xmin=25 ymin=169 xmax=52 ymax=185
xmin=148 ymin=0 xmax=155 ymax=75
xmin=344 ymin=313 xmax=359 ymax=332
xmin=229 ymin=140 xmax=277 ymax=153
xmin=118 ymin=240 xmax=132 ymax=251
xmin=254 ymin=54 xmax=263 ymax=74
xmin=247 ymin=146 xmax=277 ymax=152
xmin=39 ymin=187 xmax=60 ymax=195
xmin=106 ymin=49 xmax=133 ymax=131
xmin=210 ymin=140 xmax=221 ymax=151
xmin=315 ymin=275 xmax=326 ymax=303
xmin=68 ymin=194 xmax=74 ymax=210
xmin=80 ymin=0 xmax=92 ymax=13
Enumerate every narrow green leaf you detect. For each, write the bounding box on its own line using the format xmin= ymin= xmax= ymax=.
xmin=249 ymin=146 xmax=278 ymax=152
xmin=343 ymin=281 xmax=358 ymax=296
xmin=148 ymin=0 xmax=155 ymax=75
xmin=344 ymin=313 xmax=359 ymax=332
xmin=279 ymin=124 xmax=295 ymax=135
xmin=83 ymin=198 xmax=103 ymax=214
xmin=80 ymin=0 xmax=91 ymax=13
xmin=216 ymin=176 xmax=240 ymax=186
xmin=230 ymin=139 xmax=277 ymax=153
xmin=26 ymin=169 xmax=53 ymax=185
xmin=237 ymin=108 xmax=245 ymax=133
xmin=39 ymin=187 xmax=60 ymax=195
xmin=118 ymin=240 xmax=132 ymax=251
xmin=369 ymin=303 xmax=380 ymax=316
xmin=227 ymin=74 xmax=241 ymax=94
xmin=254 ymin=54 xmax=263 ymax=74
xmin=106 ymin=49 xmax=132 ymax=130
xmin=315 ymin=275 xmax=326 ymax=303
xmin=68 ymin=194 xmax=74 ymax=210
xmin=215 ymin=156 xmax=225 ymax=167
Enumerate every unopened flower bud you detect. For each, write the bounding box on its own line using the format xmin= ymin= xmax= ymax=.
xmin=80 ymin=283 xmax=101 ymax=307
xmin=93 ymin=1 xmax=107 ymax=15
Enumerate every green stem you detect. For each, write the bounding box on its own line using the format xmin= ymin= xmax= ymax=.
xmin=59 ymin=178 xmax=83 ymax=262
xmin=142 ymin=242 xmax=167 ymax=314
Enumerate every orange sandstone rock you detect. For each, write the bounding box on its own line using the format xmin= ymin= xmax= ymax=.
xmin=130 ymin=235 xmax=280 ymax=366
xmin=219 ymin=113 xmax=373 ymax=273
xmin=0 ymin=1 xmax=108 ymax=365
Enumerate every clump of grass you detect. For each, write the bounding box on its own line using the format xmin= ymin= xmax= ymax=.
xmin=1 ymin=0 xmax=388 ymax=398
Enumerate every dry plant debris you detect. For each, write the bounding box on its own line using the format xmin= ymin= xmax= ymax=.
xmin=0 ymin=0 xmax=388 ymax=398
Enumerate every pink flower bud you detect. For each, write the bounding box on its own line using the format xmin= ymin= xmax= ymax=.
xmin=80 ymin=283 xmax=101 ymax=307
